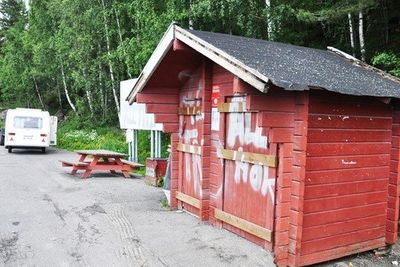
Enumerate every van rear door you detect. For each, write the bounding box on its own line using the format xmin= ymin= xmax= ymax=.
xmin=50 ymin=116 xmax=57 ymax=146
xmin=12 ymin=116 xmax=44 ymax=147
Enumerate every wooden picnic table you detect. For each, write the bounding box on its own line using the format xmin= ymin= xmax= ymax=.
xmin=60 ymin=149 xmax=143 ymax=178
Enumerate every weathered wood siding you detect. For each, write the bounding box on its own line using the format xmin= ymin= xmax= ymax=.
xmin=386 ymin=106 xmax=400 ymax=244
xmin=207 ymin=64 xmax=308 ymax=266
xmin=300 ymin=92 xmax=392 ymax=266
xmin=176 ymin=60 xmax=212 ymax=219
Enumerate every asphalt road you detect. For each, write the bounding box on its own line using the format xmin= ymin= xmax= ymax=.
xmin=0 ymin=147 xmax=274 ymax=267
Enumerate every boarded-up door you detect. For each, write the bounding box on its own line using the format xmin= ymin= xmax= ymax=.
xmin=216 ymin=96 xmax=277 ymax=246
xmin=176 ymin=89 xmax=204 ymax=215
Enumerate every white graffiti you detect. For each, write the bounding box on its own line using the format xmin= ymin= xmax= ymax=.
xmin=233 ymin=163 xmax=275 ymax=202
xmin=227 ymin=96 xmax=275 ymax=202
xmin=179 ymin=81 xmax=204 ymax=197
xmin=227 ymin=112 xmax=268 ymax=149
xmin=341 ymin=159 xmax=357 ymax=165
xmin=184 ymin=153 xmax=202 ymax=196
xmin=183 ymin=129 xmax=199 ymax=144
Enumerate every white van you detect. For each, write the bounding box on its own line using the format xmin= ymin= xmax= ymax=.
xmin=4 ymin=108 xmax=57 ymax=153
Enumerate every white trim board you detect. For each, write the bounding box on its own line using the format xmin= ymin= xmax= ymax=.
xmin=127 ymin=23 xmax=269 ymax=103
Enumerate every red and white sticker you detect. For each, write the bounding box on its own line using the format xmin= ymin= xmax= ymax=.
xmin=211 ymin=87 xmax=222 ymax=107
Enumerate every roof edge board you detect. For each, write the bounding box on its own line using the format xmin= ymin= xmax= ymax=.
xmin=175 ymin=26 xmax=269 ymax=93
xmin=127 ymin=23 xmax=176 ymax=104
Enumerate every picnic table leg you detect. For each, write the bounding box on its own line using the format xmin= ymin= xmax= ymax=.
xmin=114 ymin=158 xmax=130 ymax=178
xmin=82 ymin=156 xmax=99 ymax=178
xmin=103 ymin=158 xmax=117 ymax=175
xmin=78 ymin=154 xmax=87 ymax=162
xmin=72 ymin=154 xmax=87 ymax=175
xmin=71 ymin=167 xmax=78 ymax=175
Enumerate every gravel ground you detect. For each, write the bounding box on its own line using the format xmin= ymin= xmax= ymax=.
xmin=0 ymin=147 xmax=274 ymax=267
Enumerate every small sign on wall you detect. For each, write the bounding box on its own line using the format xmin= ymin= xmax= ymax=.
xmin=211 ymin=86 xmax=222 ymax=107
xmin=211 ymin=86 xmax=221 ymax=131
xmin=211 ymin=108 xmax=220 ymax=131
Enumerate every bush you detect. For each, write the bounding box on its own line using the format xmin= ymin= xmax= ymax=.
xmin=57 ymin=123 xmax=128 ymax=156
xmin=57 ymin=118 xmax=171 ymax=165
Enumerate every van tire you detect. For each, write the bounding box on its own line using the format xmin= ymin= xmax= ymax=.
xmin=41 ymin=147 xmax=46 ymax=154
xmin=8 ymin=147 xmax=12 ymax=153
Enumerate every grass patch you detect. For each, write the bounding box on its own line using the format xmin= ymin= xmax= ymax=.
xmin=57 ymin=126 xmax=128 ymax=155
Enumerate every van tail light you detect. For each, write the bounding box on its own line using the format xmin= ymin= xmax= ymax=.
xmin=8 ymin=132 xmax=15 ymax=136
xmin=40 ymin=134 xmax=47 ymax=137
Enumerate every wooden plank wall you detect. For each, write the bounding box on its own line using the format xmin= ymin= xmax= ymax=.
xmin=136 ymin=87 xmax=180 ymax=209
xmin=207 ymin=63 xmax=303 ymax=266
xmin=209 ymin=64 xmax=234 ymax=225
xmin=300 ymin=92 xmax=392 ymax=266
xmin=136 ymin=52 xmax=400 ymax=267
xmin=386 ymin=106 xmax=400 ymax=243
xmin=287 ymin=92 xmax=309 ymax=266
xmin=176 ymin=60 xmax=212 ymax=219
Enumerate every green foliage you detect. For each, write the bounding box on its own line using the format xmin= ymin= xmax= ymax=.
xmin=372 ymin=52 xmax=400 ymax=78
xmin=160 ymin=197 xmax=169 ymax=208
xmin=57 ymin=123 xmax=128 ymax=155
xmin=0 ymin=0 xmax=26 ymax=33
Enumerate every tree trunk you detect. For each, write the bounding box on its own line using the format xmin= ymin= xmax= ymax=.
xmin=56 ymin=78 xmax=63 ymax=114
xmin=98 ymin=60 xmax=108 ymax=121
xmin=358 ymin=11 xmax=366 ymax=61
xmin=348 ymin=13 xmax=356 ymax=57
xmin=266 ymin=0 xmax=272 ymax=40
xmin=382 ymin=1 xmax=389 ymax=44
xmin=100 ymin=0 xmax=120 ymax=115
xmin=114 ymin=7 xmax=132 ymax=78
xmin=83 ymin=69 xmax=94 ymax=115
xmin=98 ymin=57 xmax=106 ymax=120
xmin=32 ymin=77 xmax=45 ymax=110
xmin=189 ymin=0 xmax=193 ymax=30
xmin=60 ymin=59 xmax=76 ymax=113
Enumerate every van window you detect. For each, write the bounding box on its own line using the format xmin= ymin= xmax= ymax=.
xmin=14 ymin=116 xmax=43 ymax=129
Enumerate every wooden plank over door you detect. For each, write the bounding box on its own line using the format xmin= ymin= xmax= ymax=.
xmin=220 ymin=96 xmax=276 ymax=247
xmin=215 ymin=208 xmax=272 ymax=241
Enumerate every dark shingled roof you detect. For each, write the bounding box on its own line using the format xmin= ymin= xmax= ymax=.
xmin=188 ymin=29 xmax=400 ymax=98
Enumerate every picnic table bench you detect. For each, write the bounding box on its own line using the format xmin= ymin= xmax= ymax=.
xmin=60 ymin=149 xmax=144 ymax=178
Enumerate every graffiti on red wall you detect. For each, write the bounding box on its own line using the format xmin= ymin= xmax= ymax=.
xmin=224 ymin=96 xmax=275 ymax=202
xmin=179 ymin=79 xmax=204 ymax=197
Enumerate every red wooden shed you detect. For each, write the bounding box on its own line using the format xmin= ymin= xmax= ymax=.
xmin=127 ymin=24 xmax=400 ymax=266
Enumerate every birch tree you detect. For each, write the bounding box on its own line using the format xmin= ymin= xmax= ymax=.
xmin=348 ymin=13 xmax=355 ymax=57
xmin=100 ymin=0 xmax=120 ymax=114
xmin=59 ymin=58 xmax=76 ymax=113
xmin=358 ymin=10 xmax=366 ymax=61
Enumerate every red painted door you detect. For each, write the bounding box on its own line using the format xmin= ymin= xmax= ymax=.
xmin=222 ymin=96 xmax=276 ymax=246
xmin=178 ymin=86 xmax=204 ymax=215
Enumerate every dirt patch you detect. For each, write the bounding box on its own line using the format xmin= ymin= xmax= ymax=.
xmin=83 ymin=204 xmax=106 ymax=215
xmin=0 ymin=232 xmax=18 ymax=264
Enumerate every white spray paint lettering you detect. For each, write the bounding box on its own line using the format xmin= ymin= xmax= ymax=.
xmin=180 ymin=79 xmax=204 ymax=196
xmin=226 ymin=96 xmax=275 ymax=202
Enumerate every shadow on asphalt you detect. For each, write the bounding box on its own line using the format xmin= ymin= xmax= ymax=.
xmin=61 ymin=172 xmax=144 ymax=180
xmin=2 ymin=147 xmax=59 ymax=155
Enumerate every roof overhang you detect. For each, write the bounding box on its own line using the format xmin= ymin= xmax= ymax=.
xmin=127 ymin=24 xmax=270 ymax=104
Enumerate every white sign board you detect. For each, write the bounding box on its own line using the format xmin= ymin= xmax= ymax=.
xmin=119 ymin=79 xmax=163 ymax=131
